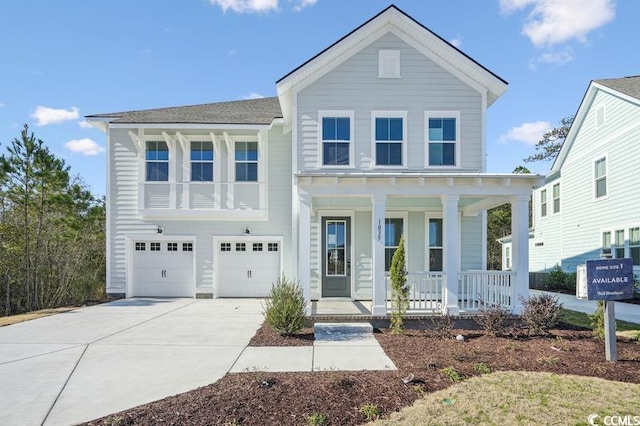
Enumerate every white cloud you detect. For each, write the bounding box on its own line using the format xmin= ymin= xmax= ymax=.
xmin=64 ymin=138 xmax=104 ymax=156
xmin=209 ymin=0 xmax=278 ymax=13
xmin=292 ymin=0 xmax=317 ymax=12
xmin=449 ymin=37 xmax=463 ymax=48
xmin=498 ymin=121 xmax=552 ymax=146
xmin=537 ymin=48 xmax=574 ymax=65
xmin=243 ymin=92 xmax=265 ymax=100
xmin=78 ymin=120 xmax=93 ymax=129
xmin=31 ymin=106 xmax=80 ymax=126
xmin=500 ymin=0 xmax=615 ymax=47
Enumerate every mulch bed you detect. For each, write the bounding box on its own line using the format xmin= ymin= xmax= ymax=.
xmin=248 ymin=322 xmax=314 ymax=346
xmin=87 ymin=323 xmax=640 ymax=426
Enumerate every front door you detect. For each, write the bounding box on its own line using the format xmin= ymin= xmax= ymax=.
xmin=322 ymin=217 xmax=351 ymax=297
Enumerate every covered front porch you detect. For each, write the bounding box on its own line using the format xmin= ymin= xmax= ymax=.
xmin=296 ymin=172 xmax=543 ymax=317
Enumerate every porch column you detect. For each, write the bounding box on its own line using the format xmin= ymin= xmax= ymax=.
xmin=511 ymin=195 xmax=530 ymax=314
xmin=371 ymin=194 xmax=387 ymax=316
xmin=298 ymin=193 xmax=312 ymax=315
xmin=442 ymin=194 xmax=460 ymax=315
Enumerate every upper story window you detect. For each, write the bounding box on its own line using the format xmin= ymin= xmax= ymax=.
xmin=146 ymin=141 xmax=169 ymax=181
xmin=540 ymin=189 xmax=547 ymax=217
xmin=235 ymin=141 xmax=258 ymax=182
xmin=594 ymin=157 xmax=607 ymax=198
xmin=373 ymin=112 xmax=405 ymax=166
xmin=191 ymin=141 xmax=213 ymax=182
xmin=378 ymin=49 xmax=400 ymax=78
xmin=552 ymin=183 xmax=560 ymax=214
xmin=630 ymin=227 xmax=640 ymax=266
xmin=320 ymin=112 xmax=353 ymax=166
xmin=384 ymin=217 xmax=403 ymax=272
xmin=426 ymin=112 xmax=459 ymax=166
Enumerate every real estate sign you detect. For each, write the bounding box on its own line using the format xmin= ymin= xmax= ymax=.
xmin=585 ymin=258 xmax=634 ymax=301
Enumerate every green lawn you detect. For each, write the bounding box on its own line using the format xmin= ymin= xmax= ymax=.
xmin=559 ymin=308 xmax=640 ymax=333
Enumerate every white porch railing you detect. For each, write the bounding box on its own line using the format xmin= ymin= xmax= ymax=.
xmin=386 ymin=271 xmax=515 ymax=314
xmin=140 ymin=182 xmax=265 ymax=210
xmin=458 ymin=271 xmax=515 ymax=312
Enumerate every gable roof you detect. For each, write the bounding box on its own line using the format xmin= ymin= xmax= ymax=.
xmin=86 ymin=97 xmax=282 ymax=128
xmin=276 ymin=5 xmax=508 ymax=127
xmin=552 ymin=75 xmax=640 ymax=173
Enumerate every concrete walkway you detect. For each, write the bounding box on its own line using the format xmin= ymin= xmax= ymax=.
xmin=0 ymin=298 xmax=395 ymax=426
xmin=530 ymin=290 xmax=640 ymax=324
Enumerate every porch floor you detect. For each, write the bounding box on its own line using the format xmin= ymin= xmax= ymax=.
xmin=311 ymin=300 xmax=372 ymax=318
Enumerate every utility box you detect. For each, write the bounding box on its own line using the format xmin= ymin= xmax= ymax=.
xmin=576 ymin=264 xmax=588 ymax=300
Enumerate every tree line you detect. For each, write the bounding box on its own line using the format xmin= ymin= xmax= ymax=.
xmin=0 ymin=125 xmax=105 ymax=316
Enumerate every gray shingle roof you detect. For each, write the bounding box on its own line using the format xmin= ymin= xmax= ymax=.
xmin=595 ymin=76 xmax=640 ymax=101
xmin=86 ymin=97 xmax=282 ymax=125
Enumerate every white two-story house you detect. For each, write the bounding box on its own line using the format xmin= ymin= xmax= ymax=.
xmin=88 ymin=5 xmax=542 ymax=315
xmin=508 ymin=76 xmax=640 ymax=276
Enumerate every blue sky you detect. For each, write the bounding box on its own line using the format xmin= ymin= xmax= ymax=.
xmin=0 ymin=0 xmax=637 ymax=196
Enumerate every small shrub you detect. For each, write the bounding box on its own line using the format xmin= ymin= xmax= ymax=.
xmin=429 ymin=313 xmax=454 ymax=339
xmin=359 ymin=403 xmax=382 ymax=421
xmin=546 ymin=265 xmax=566 ymax=291
xmin=520 ymin=294 xmax=562 ymax=334
xmin=389 ymin=236 xmax=408 ymax=335
xmin=475 ymin=305 xmax=511 ymax=336
xmin=589 ymin=301 xmax=605 ymax=341
xmin=440 ymin=366 xmax=464 ymax=382
xmin=306 ymin=412 xmax=328 ymax=426
xmin=264 ymin=275 xmax=306 ymax=336
xmin=563 ymin=272 xmax=577 ymax=293
xmin=473 ymin=362 xmax=492 ymax=374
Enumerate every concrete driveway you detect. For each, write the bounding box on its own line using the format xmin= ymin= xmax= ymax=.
xmin=0 ymin=298 xmax=265 ymax=426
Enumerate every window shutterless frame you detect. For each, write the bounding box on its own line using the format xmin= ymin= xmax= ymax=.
xmin=594 ymin=156 xmax=607 ymax=199
xmin=371 ymin=110 xmax=407 ymax=167
xmin=145 ymin=141 xmax=169 ymax=181
xmin=318 ymin=110 xmax=354 ymax=168
xmin=425 ymin=111 xmax=460 ymax=168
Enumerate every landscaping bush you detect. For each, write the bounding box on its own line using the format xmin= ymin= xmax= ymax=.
xmin=389 ymin=236 xmax=408 ymax=335
xmin=264 ymin=275 xmax=306 ymax=336
xmin=589 ymin=301 xmax=605 ymax=341
xmin=520 ymin=294 xmax=562 ymax=334
xmin=546 ymin=266 xmax=566 ymax=290
xmin=474 ymin=305 xmax=512 ymax=336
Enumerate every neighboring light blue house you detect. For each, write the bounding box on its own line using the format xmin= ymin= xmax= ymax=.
xmin=88 ymin=5 xmax=543 ymax=315
xmin=502 ymin=76 xmax=640 ymax=276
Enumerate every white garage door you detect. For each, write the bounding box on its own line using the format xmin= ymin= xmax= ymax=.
xmin=131 ymin=241 xmax=194 ymax=297
xmin=217 ymin=241 xmax=281 ymax=297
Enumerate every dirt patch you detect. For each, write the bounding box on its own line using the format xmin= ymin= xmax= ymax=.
xmin=249 ymin=322 xmax=314 ymax=346
xmin=87 ymin=323 xmax=640 ymax=426
xmin=0 ymin=307 xmax=77 ymax=327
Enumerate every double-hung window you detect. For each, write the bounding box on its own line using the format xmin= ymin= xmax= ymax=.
xmin=540 ymin=189 xmax=547 ymax=217
xmin=552 ymin=183 xmax=560 ymax=214
xmin=602 ymin=231 xmax=612 ymax=258
xmin=146 ymin=141 xmax=169 ymax=181
xmin=614 ymin=229 xmax=625 ymax=259
xmin=235 ymin=141 xmax=258 ymax=182
xmin=595 ymin=157 xmax=607 ymax=198
xmin=384 ymin=218 xmax=404 ymax=272
xmin=428 ymin=218 xmax=443 ymax=271
xmin=320 ymin=112 xmax=352 ymax=166
xmin=373 ymin=112 xmax=405 ymax=166
xmin=630 ymin=227 xmax=640 ymax=266
xmin=191 ymin=141 xmax=213 ymax=182
xmin=426 ymin=112 xmax=459 ymax=166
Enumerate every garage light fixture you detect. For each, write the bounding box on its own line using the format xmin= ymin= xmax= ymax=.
xmin=245 ymin=226 xmax=251 ymax=235
xmin=157 ymin=226 xmax=163 ymax=234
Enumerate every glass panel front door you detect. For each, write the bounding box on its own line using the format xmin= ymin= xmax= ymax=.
xmin=322 ymin=217 xmax=351 ymax=297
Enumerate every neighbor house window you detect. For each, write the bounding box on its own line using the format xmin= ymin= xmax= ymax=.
xmin=384 ymin=218 xmax=403 ymax=272
xmin=552 ymin=183 xmax=560 ymax=214
xmin=630 ymin=227 xmax=640 ymax=266
xmin=595 ymin=157 xmax=607 ymax=198
xmin=428 ymin=218 xmax=443 ymax=271
xmin=373 ymin=112 xmax=405 ymax=166
xmin=235 ymin=141 xmax=258 ymax=182
xmin=614 ymin=229 xmax=625 ymax=259
xmin=602 ymin=231 xmax=612 ymax=258
xmin=191 ymin=141 xmax=213 ymax=182
xmin=146 ymin=141 xmax=169 ymax=181
xmin=505 ymin=247 xmax=511 ymax=270
xmin=320 ymin=113 xmax=352 ymax=166
xmin=540 ymin=189 xmax=547 ymax=217
xmin=426 ymin=112 xmax=459 ymax=166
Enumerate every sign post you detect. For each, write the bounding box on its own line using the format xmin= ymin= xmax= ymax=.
xmin=578 ymin=258 xmax=634 ymax=362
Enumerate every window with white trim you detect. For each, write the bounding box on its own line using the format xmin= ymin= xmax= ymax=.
xmin=384 ymin=218 xmax=403 ymax=272
xmin=235 ymin=141 xmax=258 ymax=182
xmin=191 ymin=141 xmax=213 ymax=182
xmin=552 ymin=183 xmax=560 ymax=214
xmin=614 ymin=229 xmax=625 ymax=259
xmin=373 ymin=112 xmax=405 ymax=166
xmin=146 ymin=141 xmax=169 ymax=181
xmin=428 ymin=218 xmax=443 ymax=271
xmin=426 ymin=113 xmax=459 ymax=166
xmin=602 ymin=231 xmax=612 ymax=258
xmin=378 ymin=49 xmax=400 ymax=78
xmin=320 ymin=114 xmax=352 ymax=166
xmin=595 ymin=157 xmax=607 ymax=198
xmin=630 ymin=227 xmax=640 ymax=266
xmin=540 ymin=189 xmax=547 ymax=217
xmin=505 ymin=246 xmax=511 ymax=270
